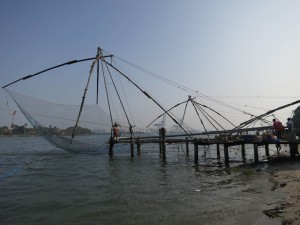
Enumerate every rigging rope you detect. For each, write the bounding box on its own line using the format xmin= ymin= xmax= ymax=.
xmin=101 ymin=57 xmax=192 ymax=138
xmin=103 ymin=57 xmax=134 ymax=138
xmin=112 ymin=54 xmax=259 ymax=117
xmin=100 ymin=51 xmax=114 ymax=138
xmin=193 ymin=102 xmax=222 ymax=131
xmin=192 ymin=101 xmax=236 ymax=127
xmin=190 ymin=100 xmax=208 ymax=133
xmin=70 ymin=51 xmax=102 ymax=143
xmin=146 ymin=99 xmax=190 ymax=128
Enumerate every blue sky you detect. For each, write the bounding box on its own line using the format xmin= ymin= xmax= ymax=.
xmin=0 ymin=0 xmax=300 ymax=130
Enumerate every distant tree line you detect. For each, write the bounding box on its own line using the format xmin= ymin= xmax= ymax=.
xmin=0 ymin=124 xmax=30 ymax=135
xmin=0 ymin=124 xmax=92 ymax=136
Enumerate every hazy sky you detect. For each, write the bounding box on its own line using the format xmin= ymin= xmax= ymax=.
xmin=0 ymin=0 xmax=299 ymax=131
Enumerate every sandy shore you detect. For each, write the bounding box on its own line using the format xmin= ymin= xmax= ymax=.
xmin=266 ymin=159 xmax=300 ymax=225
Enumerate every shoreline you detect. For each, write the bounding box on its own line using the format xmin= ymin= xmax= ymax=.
xmin=265 ymin=158 xmax=300 ymax=225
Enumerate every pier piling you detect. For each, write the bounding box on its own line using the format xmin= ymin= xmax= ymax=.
xmin=185 ymin=137 xmax=189 ymax=155
xmin=253 ymin=144 xmax=259 ymax=163
xmin=241 ymin=144 xmax=246 ymax=161
xmin=160 ymin=128 xmax=166 ymax=161
xmin=289 ymin=143 xmax=298 ymax=158
xmin=194 ymin=140 xmax=198 ymax=164
xmin=159 ymin=129 xmax=162 ymax=156
xmin=224 ymin=144 xmax=229 ymax=167
xmin=109 ymin=139 xmax=114 ymax=156
xmin=137 ymin=138 xmax=141 ymax=155
xmin=265 ymin=144 xmax=269 ymax=157
xmin=216 ymin=144 xmax=220 ymax=161
xmin=130 ymin=137 xmax=134 ymax=157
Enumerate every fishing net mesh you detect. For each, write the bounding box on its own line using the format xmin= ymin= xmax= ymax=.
xmin=5 ymin=89 xmax=112 ymax=152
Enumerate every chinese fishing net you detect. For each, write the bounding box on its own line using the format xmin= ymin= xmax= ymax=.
xmin=5 ymin=88 xmax=112 ymax=153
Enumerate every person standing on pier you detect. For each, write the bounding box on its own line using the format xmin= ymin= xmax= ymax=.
xmin=113 ymin=122 xmax=120 ymax=140
xmin=272 ymin=119 xmax=284 ymax=139
xmin=272 ymin=118 xmax=284 ymax=153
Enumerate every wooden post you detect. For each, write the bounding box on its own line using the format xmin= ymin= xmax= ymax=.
xmin=224 ymin=144 xmax=229 ymax=167
xmin=109 ymin=138 xmax=114 ymax=156
xmin=253 ymin=144 xmax=259 ymax=163
xmin=186 ymin=137 xmax=189 ymax=155
xmin=265 ymin=144 xmax=269 ymax=157
xmin=194 ymin=139 xmax=198 ymax=164
xmin=289 ymin=143 xmax=296 ymax=158
xmin=216 ymin=144 xmax=220 ymax=161
xmin=130 ymin=142 xmax=134 ymax=157
xmin=241 ymin=143 xmax=246 ymax=161
xmin=161 ymin=127 xmax=166 ymax=161
xmin=159 ymin=128 xmax=162 ymax=156
xmin=130 ymin=139 xmax=134 ymax=157
xmin=137 ymin=138 xmax=141 ymax=155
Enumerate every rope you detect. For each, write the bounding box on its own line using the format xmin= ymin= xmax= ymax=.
xmin=113 ymin=61 xmax=136 ymax=126
xmin=112 ymin=54 xmax=260 ymax=117
xmin=146 ymin=99 xmax=190 ymax=128
xmin=190 ymin=100 xmax=208 ymax=133
xmin=104 ymin=60 xmax=134 ymax=138
xmin=193 ymin=100 xmax=236 ymax=127
xmin=100 ymin=51 xmax=114 ymax=138
xmin=193 ymin=101 xmax=225 ymax=131
xmin=101 ymin=57 xmax=192 ymax=138
xmin=70 ymin=50 xmax=102 ymax=143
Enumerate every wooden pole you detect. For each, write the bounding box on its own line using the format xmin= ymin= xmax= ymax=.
xmin=159 ymin=128 xmax=162 ymax=156
xmin=289 ymin=143 xmax=296 ymax=158
xmin=253 ymin=144 xmax=259 ymax=163
xmin=224 ymin=144 xmax=229 ymax=167
xmin=137 ymin=138 xmax=141 ymax=155
xmin=241 ymin=143 xmax=246 ymax=161
xmin=265 ymin=144 xmax=269 ymax=157
xmin=130 ymin=136 xmax=134 ymax=157
xmin=161 ymin=127 xmax=166 ymax=161
xmin=194 ymin=139 xmax=198 ymax=164
xmin=109 ymin=139 xmax=114 ymax=156
xmin=186 ymin=137 xmax=189 ymax=155
xmin=216 ymin=144 xmax=220 ymax=161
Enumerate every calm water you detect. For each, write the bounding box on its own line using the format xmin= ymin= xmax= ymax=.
xmin=0 ymin=136 xmax=283 ymax=225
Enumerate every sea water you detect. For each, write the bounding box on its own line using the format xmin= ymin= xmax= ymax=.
xmin=0 ymin=136 xmax=283 ymax=225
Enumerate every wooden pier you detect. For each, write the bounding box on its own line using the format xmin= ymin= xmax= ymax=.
xmin=108 ymin=128 xmax=300 ymax=167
